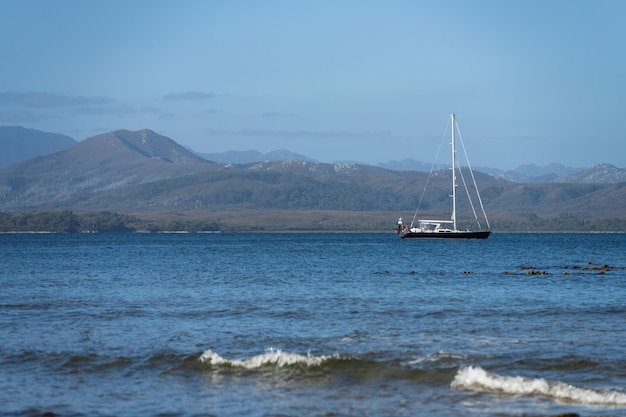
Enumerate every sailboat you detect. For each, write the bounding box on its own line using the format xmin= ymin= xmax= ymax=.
xmin=398 ymin=114 xmax=491 ymax=239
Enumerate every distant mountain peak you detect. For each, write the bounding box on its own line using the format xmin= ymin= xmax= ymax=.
xmin=0 ymin=125 xmax=76 ymax=168
xmin=0 ymin=128 xmax=215 ymax=211
xmin=555 ymin=163 xmax=626 ymax=183
xmin=85 ymin=129 xmax=207 ymax=164
xmin=264 ymin=149 xmax=315 ymax=162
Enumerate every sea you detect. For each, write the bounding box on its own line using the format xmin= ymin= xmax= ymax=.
xmin=1 ymin=232 xmax=625 ymax=417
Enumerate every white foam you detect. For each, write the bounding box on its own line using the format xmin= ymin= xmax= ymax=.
xmin=198 ymin=348 xmax=332 ymax=369
xmin=451 ymin=366 xmax=626 ymax=405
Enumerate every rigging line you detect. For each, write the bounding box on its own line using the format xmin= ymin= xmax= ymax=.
xmin=458 ymin=165 xmax=482 ymax=229
xmin=453 ymin=120 xmax=481 ymax=228
xmin=410 ymin=117 xmax=450 ymax=228
xmin=456 ymin=124 xmax=491 ymax=229
xmin=455 ymin=158 xmax=482 ymax=228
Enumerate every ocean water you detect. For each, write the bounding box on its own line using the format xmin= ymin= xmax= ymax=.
xmin=1 ymin=232 xmax=625 ymax=417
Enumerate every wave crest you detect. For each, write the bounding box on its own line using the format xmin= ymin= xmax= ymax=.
xmin=198 ymin=348 xmax=333 ymax=369
xmin=451 ymin=366 xmax=626 ymax=405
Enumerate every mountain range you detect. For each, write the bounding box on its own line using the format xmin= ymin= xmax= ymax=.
xmin=1 ymin=126 xmax=625 ymax=231
xmin=3 ymin=125 xmax=625 ymax=183
xmin=197 ymin=146 xmax=626 ymax=185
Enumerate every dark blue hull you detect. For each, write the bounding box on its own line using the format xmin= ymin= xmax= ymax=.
xmin=400 ymin=230 xmax=491 ymax=239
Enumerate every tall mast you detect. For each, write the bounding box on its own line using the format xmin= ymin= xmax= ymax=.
xmin=450 ymin=113 xmax=457 ymax=231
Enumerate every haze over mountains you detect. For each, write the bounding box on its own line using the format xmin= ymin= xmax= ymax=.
xmin=200 ymin=149 xmax=586 ymax=183
xmin=3 ymin=125 xmax=625 ymax=183
xmin=0 ymin=126 xmax=76 ymax=168
xmin=0 ymin=126 xmax=625 ymax=230
xmin=199 ymin=149 xmax=316 ymax=165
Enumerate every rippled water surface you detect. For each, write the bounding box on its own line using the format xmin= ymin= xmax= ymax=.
xmin=1 ymin=232 xmax=625 ymax=417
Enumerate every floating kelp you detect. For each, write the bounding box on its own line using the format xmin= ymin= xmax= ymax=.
xmin=503 ymin=261 xmax=624 ymax=276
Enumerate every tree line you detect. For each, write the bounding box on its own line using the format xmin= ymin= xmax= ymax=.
xmin=0 ymin=211 xmax=221 ymax=233
xmin=1 ymin=210 xmax=624 ymax=233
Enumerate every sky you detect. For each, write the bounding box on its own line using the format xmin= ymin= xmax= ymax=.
xmin=1 ymin=0 xmax=625 ymax=170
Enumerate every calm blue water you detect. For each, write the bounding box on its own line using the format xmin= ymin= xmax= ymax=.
xmin=1 ymin=232 xmax=625 ymax=417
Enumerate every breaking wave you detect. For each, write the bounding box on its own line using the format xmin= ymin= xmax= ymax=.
xmin=198 ymin=348 xmax=335 ymax=369
xmin=451 ymin=365 xmax=626 ymax=405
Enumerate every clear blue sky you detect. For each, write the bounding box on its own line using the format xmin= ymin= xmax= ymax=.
xmin=1 ymin=0 xmax=624 ymax=169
